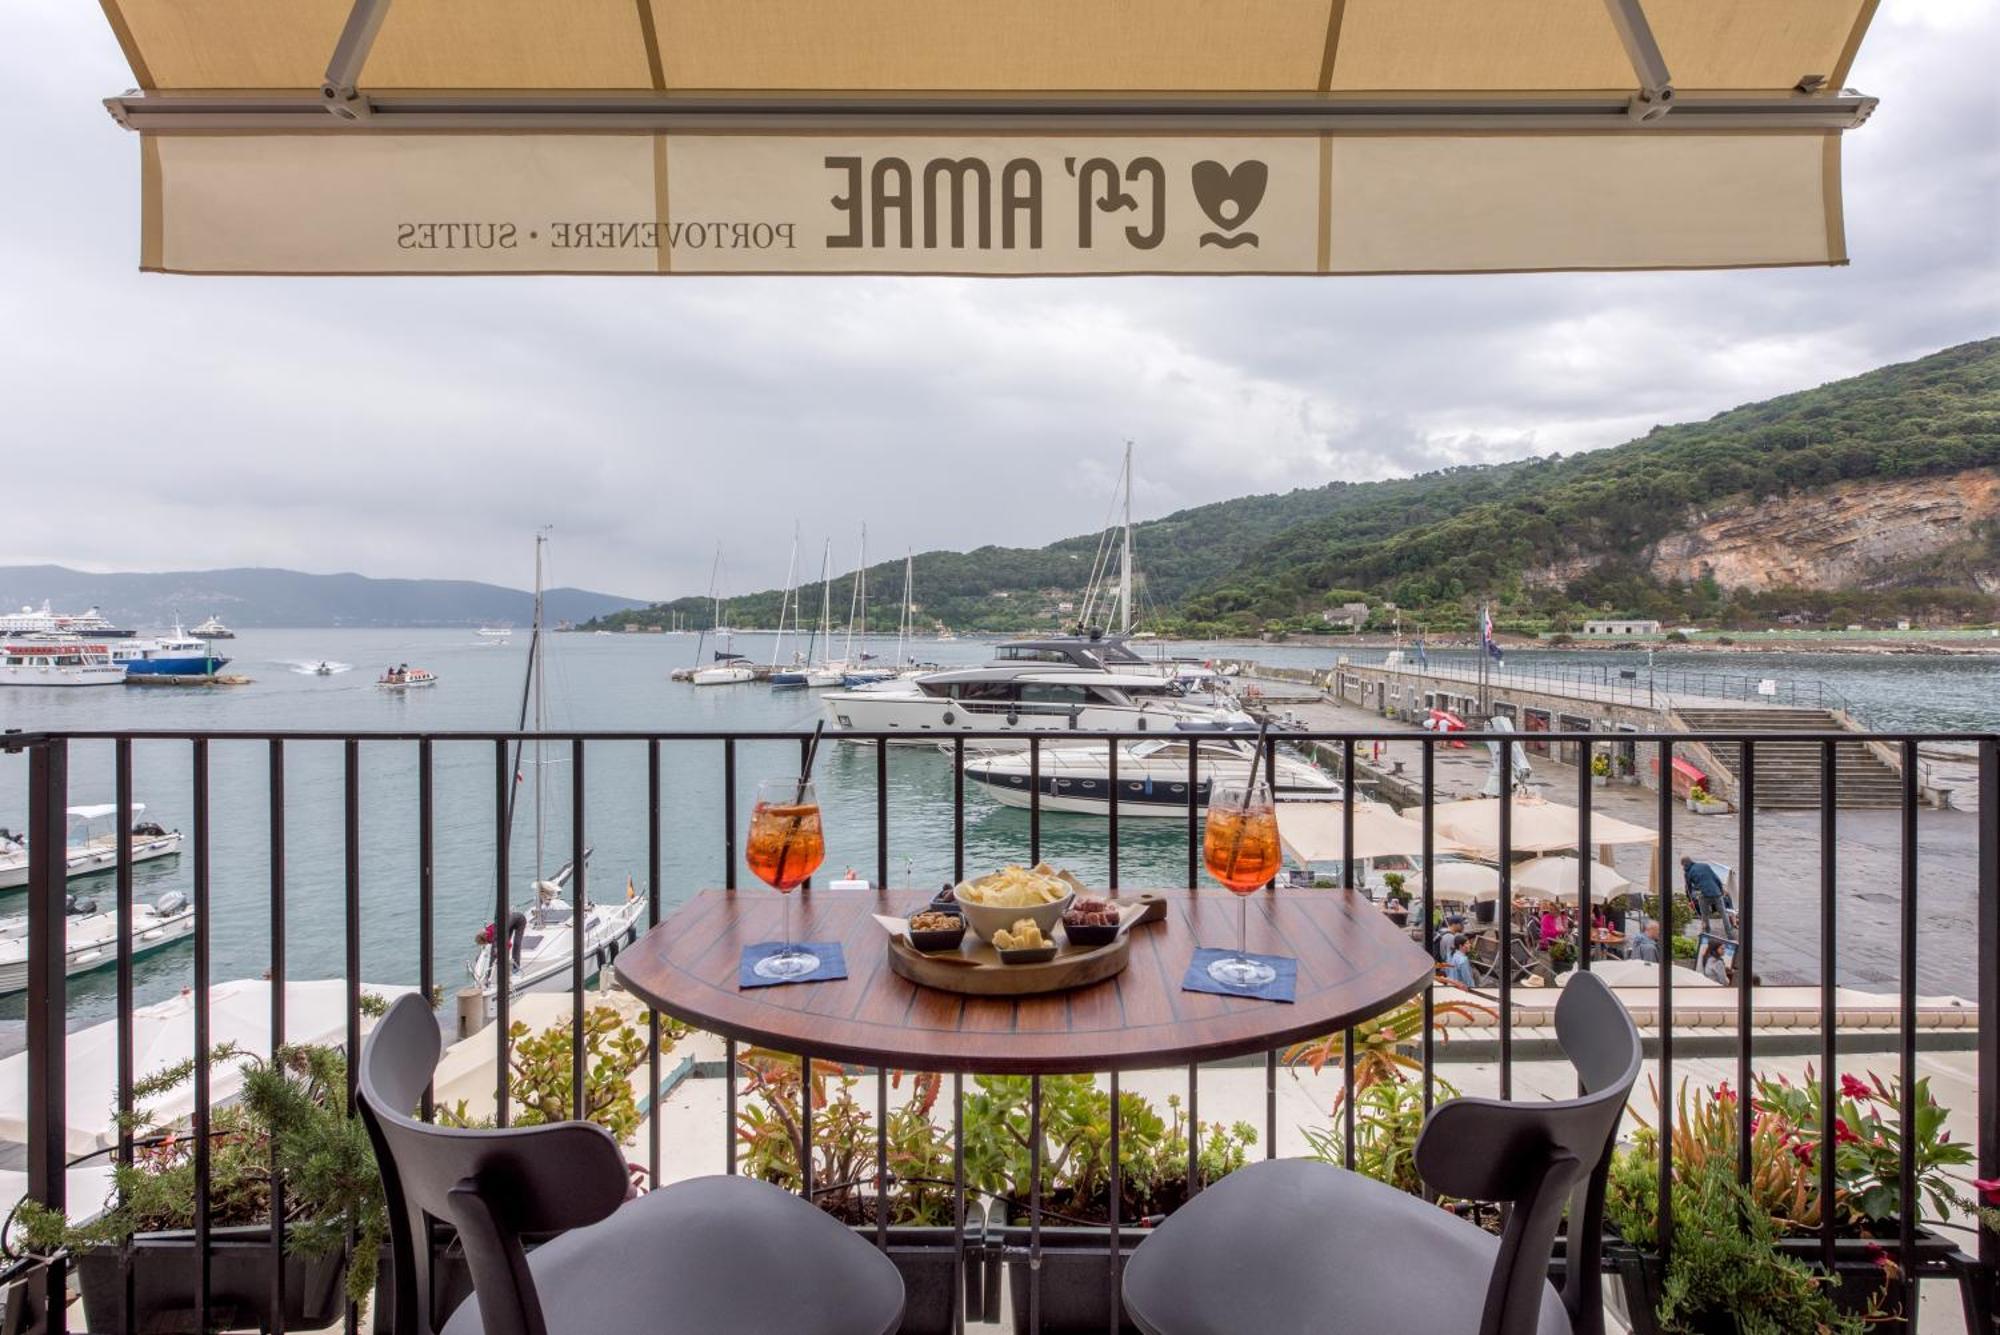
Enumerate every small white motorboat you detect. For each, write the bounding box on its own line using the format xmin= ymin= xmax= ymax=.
xmin=692 ymin=663 xmax=755 ymax=685
xmin=468 ymin=859 xmax=647 ymax=997
xmin=0 ymin=805 xmax=183 ymax=891
xmin=376 ymin=664 xmax=437 ymax=689
xmin=313 ymin=661 xmax=335 ymax=676
xmin=0 ymin=891 xmax=195 ymax=994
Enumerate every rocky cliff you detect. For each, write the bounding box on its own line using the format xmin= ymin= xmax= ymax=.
xmin=1645 ymin=468 xmax=2000 ymax=592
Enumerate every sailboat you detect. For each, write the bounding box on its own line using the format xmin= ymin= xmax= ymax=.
xmin=692 ymin=543 xmax=755 ymax=685
xmin=840 ymin=526 xmax=897 ymax=687
xmin=469 ymin=533 xmax=646 ymax=997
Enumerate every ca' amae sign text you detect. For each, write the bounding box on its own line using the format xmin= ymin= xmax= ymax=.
xmin=142 ymin=131 xmax=1841 ymax=276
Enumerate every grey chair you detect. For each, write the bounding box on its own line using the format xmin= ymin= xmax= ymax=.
xmin=358 ymin=994 xmax=904 ymax=1335
xmin=1121 ymin=971 xmax=1641 ymax=1335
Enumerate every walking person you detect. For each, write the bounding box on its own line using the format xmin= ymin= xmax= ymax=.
xmin=1680 ymin=855 xmax=1735 ymax=940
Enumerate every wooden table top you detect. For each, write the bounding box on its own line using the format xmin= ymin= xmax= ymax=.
xmin=614 ymin=886 xmax=1436 ymax=1075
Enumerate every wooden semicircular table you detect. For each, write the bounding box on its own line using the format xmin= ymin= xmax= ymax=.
xmin=615 ymin=886 xmax=1435 ymax=1074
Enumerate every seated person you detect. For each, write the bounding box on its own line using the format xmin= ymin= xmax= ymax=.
xmin=1628 ymin=919 xmax=1663 ymax=963
xmin=1443 ymin=934 xmax=1475 ymax=987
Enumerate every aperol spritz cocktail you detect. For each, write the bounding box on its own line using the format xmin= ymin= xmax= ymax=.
xmin=747 ymin=779 xmax=827 ymax=980
xmin=1202 ymin=780 xmax=1280 ymax=988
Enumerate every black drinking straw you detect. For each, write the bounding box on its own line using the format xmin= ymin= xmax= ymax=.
xmin=799 ymin=719 xmax=826 ymax=787
xmin=1222 ymin=720 xmax=1273 ymax=881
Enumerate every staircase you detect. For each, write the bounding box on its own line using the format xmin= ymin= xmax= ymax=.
xmin=1672 ymin=707 xmax=1905 ymax=810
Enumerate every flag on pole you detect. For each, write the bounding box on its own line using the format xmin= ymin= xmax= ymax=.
xmin=1482 ymin=605 xmax=1504 ymax=664
xmin=1414 ymin=636 xmax=1428 ymax=669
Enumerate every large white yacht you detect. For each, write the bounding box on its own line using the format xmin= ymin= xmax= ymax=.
xmin=821 ymin=635 xmax=1249 ymax=744
xmin=962 ymin=731 xmax=1341 ymax=817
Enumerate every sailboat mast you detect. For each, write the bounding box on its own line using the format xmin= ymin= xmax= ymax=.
xmin=814 ymin=539 xmax=832 ymax=664
xmin=772 ymin=524 xmax=799 ymax=669
xmin=1118 ymin=441 xmax=1133 ymax=637
xmin=532 ymin=531 xmax=546 ymax=880
xmin=857 ymin=524 xmax=869 ymax=659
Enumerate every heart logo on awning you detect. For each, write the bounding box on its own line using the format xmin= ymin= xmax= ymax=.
xmin=1192 ymin=160 xmax=1268 ymax=249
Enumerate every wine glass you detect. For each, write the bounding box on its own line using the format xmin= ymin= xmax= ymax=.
xmin=1202 ymin=780 xmax=1280 ymax=989
xmin=747 ymin=778 xmax=827 ymax=980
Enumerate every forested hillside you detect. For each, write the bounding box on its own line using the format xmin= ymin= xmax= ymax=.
xmin=592 ymin=338 xmax=2000 ymax=636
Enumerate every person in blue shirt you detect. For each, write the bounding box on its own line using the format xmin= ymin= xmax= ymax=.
xmin=1444 ymin=934 xmax=1475 ymax=987
xmin=1680 ymin=856 xmax=1734 ymax=940
xmin=1628 ymin=920 xmax=1662 ymax=963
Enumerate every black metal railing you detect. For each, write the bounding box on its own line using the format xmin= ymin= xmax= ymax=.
xmin=1 ymin=725 xmax=1994 ymax=1334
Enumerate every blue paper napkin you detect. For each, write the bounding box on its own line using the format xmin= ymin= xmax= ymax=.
xmin=1182 ymin=948 xmax=1297 ymax=1003
xmin=739 ymin=942 xmax=848 ymax=989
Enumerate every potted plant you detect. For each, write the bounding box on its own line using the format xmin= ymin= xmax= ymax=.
xmin=1686 ymin=782 xmax=1730 ymax=816
xmin=965 ymin=1075 xmax=1255 ymax=1335
xmin=1591 ymin=753 xmax=1612 ymax=788
xmin=12 ymin=1042 xmax=383 ymax=1334
xmin=736 ymin=1053 xmax=969 ymax=1335
xmin=1603 ymin=1072 xmax=1988 ymax=1334
xmin=1617 ymin=753 xmax=1639 ymax=784
xmin=1380 ymin=873 xmax=1411 ymax=926
xmin=1547 ymin=936 xmax=1577 ymax=975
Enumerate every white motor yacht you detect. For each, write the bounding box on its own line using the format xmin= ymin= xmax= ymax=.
xmin=0 ymin=891 xmax=194 ymax=994
xmin=962 ymin=733 xmax=1340 ymax=816
xmin=0 ymin=804 xmax=184 ymax=890
xmin=822 ymin=637 xmax=1251 ymax=745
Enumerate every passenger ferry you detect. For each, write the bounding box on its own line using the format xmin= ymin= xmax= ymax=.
xmin=0 ymin=639 xmax=124 ymax=687
xmin=118 ymin=626 xmax=230 ymax=677
xmin=377 ymin=664 xmax=437 ymax=689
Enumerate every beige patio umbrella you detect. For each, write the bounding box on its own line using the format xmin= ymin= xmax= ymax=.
xmin=1428 ymin=861 xmax=1504 ymax=902
xmin=90 ymin=1 xmax=1881 ymax=278
xmin=1275 ymin=800 xmax=1465 ymax=866
xmin=1511 ymin=854 xmax=1633 ymax=901
xmin=1429 ymin=796 xmax=1658 ymax=857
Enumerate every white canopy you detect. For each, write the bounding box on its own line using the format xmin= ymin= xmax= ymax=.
xmin=0 ymin=979 xmax=414 ymax=1157
xmin=1428 ymin=861 xmax=1504 ymax=901
xmin=1511 ymin=854 xmax=1633 ymax=901
xmin=1276 ymin=800 xmax=1460 ymax=865
xmin=1430 ymin=795 xmax=1659 ymax=857
xmin=1560 ymin=958 xmax=1722 ymax=990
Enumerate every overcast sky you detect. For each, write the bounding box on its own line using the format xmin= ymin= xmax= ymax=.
xmin=2 ymin=3 xmax=1995 ymax=601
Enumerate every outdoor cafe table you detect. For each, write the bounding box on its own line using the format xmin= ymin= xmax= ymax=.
xmin=615 ymin=886 xmax=1435 ymax=1075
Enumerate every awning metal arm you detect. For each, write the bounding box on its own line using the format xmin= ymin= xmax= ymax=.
xmin=1601 ymin=0 xmax=1674 ymax=122
xmin=321 ymin=0 xmax=393 ymax=121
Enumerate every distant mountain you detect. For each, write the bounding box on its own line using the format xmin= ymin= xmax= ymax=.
xmin=0 ymin=566 xmax=648 ymax=630
xmin=595 ymin=338 xmax=2000 ymax=637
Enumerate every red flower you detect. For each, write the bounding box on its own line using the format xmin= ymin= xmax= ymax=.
xmin=1833 ymin=1118 xmax=1860 ymax=1146
xmin=1715 ymin=1081 xmax=1736 ymax=1103
xmin=1839 ymin=1073 xmax=1872 ymax=1101
xmin=1975 ymin=1178 xmax=2000 ymax=1206
xmin=1790 ymin=1142 xmax=1815 ymax=1165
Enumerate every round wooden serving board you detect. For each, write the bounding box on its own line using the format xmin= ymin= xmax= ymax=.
xmin=886 ymin=927 xmax=1132 ymax=996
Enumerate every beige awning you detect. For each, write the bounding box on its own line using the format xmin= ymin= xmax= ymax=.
xmin=1276 ymin=800 xmax=1464 ymax=865
xmin=97 ymin=0 xmax=1880 ymax=277
xmin=1429 ymin=795 xmax=1659 ymax=856
xmin=1511 ymin=853 xmax=1634 ymax=900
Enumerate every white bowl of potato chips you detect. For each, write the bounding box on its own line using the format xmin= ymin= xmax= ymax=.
xmin=953 ymin=864 xmax=1081 ymax=946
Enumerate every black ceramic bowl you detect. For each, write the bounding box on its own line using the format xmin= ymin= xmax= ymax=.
xmin=908 ymin=911 xmax=968 ymax=954
xmin=995 ymin=942 xmax=1059 ymax=965
xmin=1062 ymin=919 xmax=1120 ymax=949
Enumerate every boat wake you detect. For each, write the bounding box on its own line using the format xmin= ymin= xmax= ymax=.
xmin=285 ymin=660 xmax=353 ymax=676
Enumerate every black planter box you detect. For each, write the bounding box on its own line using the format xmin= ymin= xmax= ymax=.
xmin=859 ymin=1225 xmax=983 ymax=1335
xmin=1604 ymin=1229 xmax=1960 ymax=1335
xmin=74 ymin=1225 xmax=345 ymax=1334
xmin=995 ymin=1225 xmax=1143 ymax=1335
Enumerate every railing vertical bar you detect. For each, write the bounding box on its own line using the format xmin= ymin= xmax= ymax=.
xmin=953 ymin=1073 xmax=966 ymax=1335
xmin=1185 ymin=741 xmax=1199 ymax=889
xmin=342 ymin=740 xmax=362 ymax=1335
xmin=1576 ymin=737 xmax=1592 ymax=979
xmin=193 ymin=738 xmax=212 ymax=1335
xmin=1186 ymin=1061 xmax=1200 ymax=1197
xmin=876 ymin=738 xmax=890 ymax=891
xmin=1106 ymin=739 xmax=1120 ymax=890
xmin=1109 ymin=1068 xmax=1122 ymax=1335
xmin=115 ymin=739 xmax=135 ymax=1335
xmin=570 ymin=738 xmax=587 ymax=1115
xmin=723 ymin=738 xmax=738 ymax=890
xmin=800 ymin=1055 xmax=814 ymax=1202
xmin=1029 ymin=735 xmax=1042 ymax=865
xmin=1896 ymin=738 xmax=1918 ymax=1313
xmin=493 ymin=740 xmax=511 ymax=1127
xmin=1342 ymin=736 xmax=1356 ymax=1168
xmin=648 ymin=739 xmax=662 ymax=1189
xmin=1029 ymin=1074 xmax=1043 ymax=1335
xmin=1265 ymin=1050 xmax=1277 ymax=1161
xmin=952 ymin=737 xmax=966 ymax=884
xmin=1656 ymin=737 xmax=1674 ymax=1272
xmin=1498 ymin=743 xmax=1513 ymax=1099
xmin=1735 ymin=742 xmax=1755 ymax=1187
xmin=269 ymin=739 xmax=289 ymax=1333
xmin=725 ymin=1038 xmax=738 ymax=1174
xmin=875 ymin=1067 xmax=889 ymax=1250
xmin=1819 ymin=738 xmax=1837 ymax=1273
xmin=1421 ymin=734 xmax=1436 ymax=1116
xmin=25 ymin=737 xmax=69 ymax=1335
xmin=1975 ymin=738 xmax=1997 ymax=1321
xmin=416 ymin=739 xmax=433 ymax=1121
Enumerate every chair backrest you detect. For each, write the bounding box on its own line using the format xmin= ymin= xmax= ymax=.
xmin=357 ymin=995 xmax=633 ymax=1335
xmin=1413 ymin=971 xmax=1641 ymax=1335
